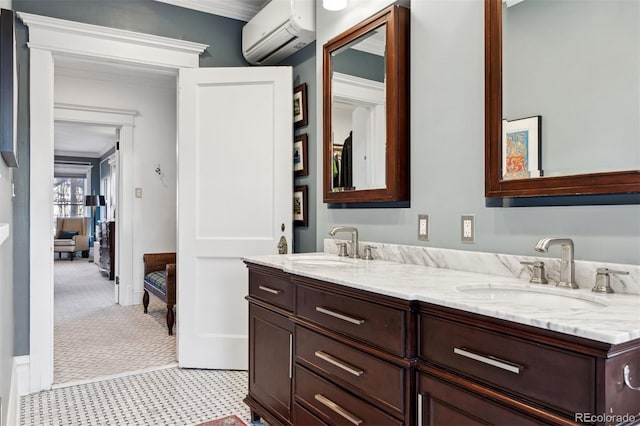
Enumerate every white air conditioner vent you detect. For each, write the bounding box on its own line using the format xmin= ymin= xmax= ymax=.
xmin=242 ymin=0 xmax=315 ymax=65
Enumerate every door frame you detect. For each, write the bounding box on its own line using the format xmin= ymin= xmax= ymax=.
xmin=54 ymin=104 xmax=137 ymax=305
xmin=19 ymin=12 xmax=207 ymax=393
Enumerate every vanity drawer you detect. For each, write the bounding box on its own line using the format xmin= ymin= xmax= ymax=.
xmin=295 ymin=365 xmax=403 ymax=426
xmin=419 ymin=314 xmax=595 ymax=415
xmin=249 ymin=269 xmax=294 ymax=311
xmin=294 ymin=403 xmax=328 ymax=426
xmin=296 ymin=285 xmax=405 ymax=356
xmin=296 ymin=325 xmax=405 ymax=416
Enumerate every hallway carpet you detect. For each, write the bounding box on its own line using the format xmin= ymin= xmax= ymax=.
xmin=21 ymin=367 xmax=252 ymax=425
xmin=54 ymin=258 xmax=176 ymax=384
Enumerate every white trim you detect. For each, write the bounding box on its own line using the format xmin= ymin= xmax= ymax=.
xmin=154 ymin=0 xmax=265 ymax=22
xmin=332 ymin=71 xmax=385 ymax=106
xmin=53 ymin=162 xmax=93 ymax=176
xmin=25 ymin=13 xmax=199 ymax=393
xmin=51 ymin=362 xmax=178 ymax=390
xmin=29 ymin=47 xmax=55 ymax=393
xmin=17 ymin=12 xmax=208 ymax=70
xmin=6 ymin=356 xmax=30 ymax=426
xmin=0 ymin=223 xmax=8 ymax=246
xmin=54 ymin=149 xmax=111 ymax=159
xmin=55 ymin=103 xmax=139 ymax=124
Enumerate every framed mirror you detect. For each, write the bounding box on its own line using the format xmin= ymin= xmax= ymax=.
xmin=323 ymin=5 xmax=409 ymax=204
xmin=485 ymin=0 xmax=640 ymax=200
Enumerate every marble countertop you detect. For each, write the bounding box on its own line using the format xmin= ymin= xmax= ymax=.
xmin=244 ymin=253 xmax=640 ymax=345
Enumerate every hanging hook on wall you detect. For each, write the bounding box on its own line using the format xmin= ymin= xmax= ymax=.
xmin=155 ymin=164 xmax=169 ymax=188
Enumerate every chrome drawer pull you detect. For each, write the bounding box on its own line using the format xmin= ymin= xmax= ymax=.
xmin=288 ymin=334 xmax=293 ymax=379
xmin=453 ymin=347 xmax=522 ymax=374
xmin=623 ymin=365 xmax=640 ymax=391
xmin=314 ymin=394 xmax=363 ymax=425
xmin=258 ymin=285 xmax=282 ymax=295
xmin=315 ymin=307 xmax=365 ymax=325
xmin=315 ymin=351 xmax=364 ymax=377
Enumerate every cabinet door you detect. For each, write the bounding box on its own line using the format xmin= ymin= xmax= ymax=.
xmin=249 ymin=303 xmax=293 ymax=424
xmin=417 ymin=373 xmax=545 ymax=426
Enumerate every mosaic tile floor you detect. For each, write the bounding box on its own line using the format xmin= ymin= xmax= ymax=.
xmin=21 ymin=368 xmax=252 ymax=426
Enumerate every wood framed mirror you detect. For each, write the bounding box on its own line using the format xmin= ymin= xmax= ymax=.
xmin=323 ymin=5 xmax=409 ymax=204
xmin=485 ymin=0 xmax=640 ymax=200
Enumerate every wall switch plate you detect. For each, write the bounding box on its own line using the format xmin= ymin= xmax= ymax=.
xmin=135 ymin=187 xmax=143 ymax=198
xmin=418 ymin=214 xmax=429 ymax=241
xmin=461 ymin=214 xmax=475 ymax=243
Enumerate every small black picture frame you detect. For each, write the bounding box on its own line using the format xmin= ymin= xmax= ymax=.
xmin=293 ymin=185 xmax=308 ymax=227
xmin=294 ymin=133 xmax=308 ymax=177
xmin=293 ymin=83 xmax=307 ymax=129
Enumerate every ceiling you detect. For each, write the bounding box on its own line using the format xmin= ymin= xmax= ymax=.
xmin=55 ymin=0 xmax=272 ymax=160
xmin=55 ymin=122 xmax=117 ymax=158
xmin=153 ymin=0 xmax=272 ymax=21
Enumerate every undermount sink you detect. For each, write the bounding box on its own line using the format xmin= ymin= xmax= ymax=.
xmin=457 ymin=284 xmax=609 ymax=309
xmin=286 ymin=255 xmax=357 ymax=267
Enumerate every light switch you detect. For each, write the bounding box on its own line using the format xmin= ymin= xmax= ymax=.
xmin=135 ymin=187 xmax=143 ymax=198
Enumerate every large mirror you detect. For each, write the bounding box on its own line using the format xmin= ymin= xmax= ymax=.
xmin=485 ymin=0 xmax=640 ymax=199
xmin=323 ymin=5 xmax=409 ymax=204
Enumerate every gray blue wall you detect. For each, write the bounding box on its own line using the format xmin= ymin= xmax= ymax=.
xmin=333 ymin=48 xmax=385 ymax=83
xmin=315 ymin=0 xmax=640 ymax=265
xmin=503 ymin=0 xmax=639 ymax=175
xmin=12 ymin=0 xmax=248 ymax=356
xmin=9 ymin=0 xmax=640 ymax=375
xmin=280 ymin=43 xmax=317 ymax=253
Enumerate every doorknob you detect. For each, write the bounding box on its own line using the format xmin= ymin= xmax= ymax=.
xmin=277 ymin=235 xmax=288 ymax=254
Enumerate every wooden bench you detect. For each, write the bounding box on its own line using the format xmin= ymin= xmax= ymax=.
xmin=142 ymin=252 xmax=176 ymax=335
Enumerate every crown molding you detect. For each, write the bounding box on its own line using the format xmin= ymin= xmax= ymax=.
xmin=154 ymin=0 xmax=267 ymax=22
xmin=17 ymin=12 xmax=208 ymax=69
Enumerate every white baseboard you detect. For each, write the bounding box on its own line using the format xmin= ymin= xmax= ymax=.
xmin=7 ymin=356 xmax=29 ymax=426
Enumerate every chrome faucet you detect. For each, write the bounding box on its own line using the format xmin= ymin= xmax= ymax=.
xmin=329 ymin=226 xmax=360 ymax=258
xmin=534 ymin=238 xmax=578 ymax=289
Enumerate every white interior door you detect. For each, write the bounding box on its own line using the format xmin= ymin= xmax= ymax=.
xmin=177 ymin=66 xmax=292 ymax=369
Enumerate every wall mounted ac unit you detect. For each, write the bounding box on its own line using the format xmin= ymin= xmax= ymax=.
xmin=242 ymin=0 xmax=315 ymax=65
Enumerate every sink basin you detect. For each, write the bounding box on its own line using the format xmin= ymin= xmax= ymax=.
xmin=286 ymin=255 xmax=357 ymax=267
xmin=457 ymin=285 xmax=609 ymax=309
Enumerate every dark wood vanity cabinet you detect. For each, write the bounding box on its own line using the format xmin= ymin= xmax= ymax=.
xmin=245 ymin=263 xmax=416 ymax=426
xmin=293 ymin=279 xmax=416 ymax=425
xmin=245 ymin=267 xmax=294 ymax=426
xmin=416 ymin=304 xmax=640 ymax=426
xmin=245 ymin=263 xmax=640 ymax=426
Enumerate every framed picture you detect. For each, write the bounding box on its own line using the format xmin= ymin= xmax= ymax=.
xmin=0 ymin=9 xmax=18 ymax=168
xmin=293 ymin=83 xmax=308 ymax=129
xmin=293 ymin=133 xmax=308 ymax=177
xmin=502 ymin=116 xmax=541 ymax=180
xmin=293 ymin=185 xmax=308 ymax=227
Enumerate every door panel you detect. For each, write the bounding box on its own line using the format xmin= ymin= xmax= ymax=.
xmin=177 ymin=66 xmax=292 ymax=369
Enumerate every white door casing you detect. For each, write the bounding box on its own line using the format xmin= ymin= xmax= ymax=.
xmin=177 ymin=66 xmax=292 ymax=369
xmin=21 ymin=12 xmax=207 ymax=392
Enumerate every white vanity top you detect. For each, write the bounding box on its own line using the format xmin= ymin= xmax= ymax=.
xmin=244 ymin=253 xmax=640 ymax=345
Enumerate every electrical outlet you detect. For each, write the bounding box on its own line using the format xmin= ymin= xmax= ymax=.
xmin=418 ymin=214 xmax=429 ymax=241
xmin=461 ymin=214 xmax=475 ymax=243
xmin=135 ymin=187 xmax=143 ymax=198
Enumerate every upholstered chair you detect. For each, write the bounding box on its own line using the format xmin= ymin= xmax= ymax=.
xmin=142 ymin=252 xmax=177 ymax=335
xmin=53 ymin=217 xmax=90 ymax=260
